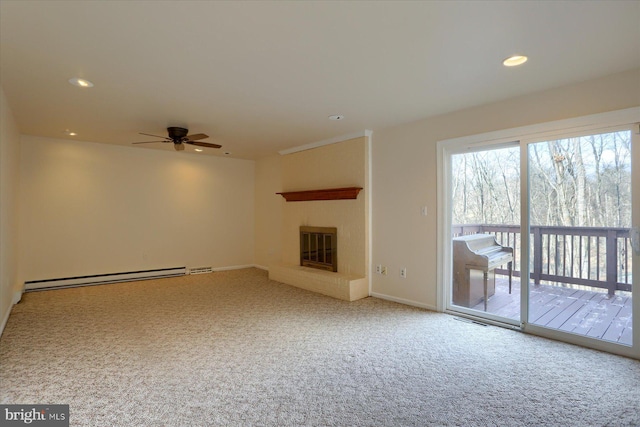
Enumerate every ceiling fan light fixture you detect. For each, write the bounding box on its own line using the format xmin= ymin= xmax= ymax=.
xmin=68 ymin=77 xmax=94 ymax=88
xmin=502 ymin=55 xmax=528 ymax=67
xmin=133 ymin=127 xmax=221 ymax=150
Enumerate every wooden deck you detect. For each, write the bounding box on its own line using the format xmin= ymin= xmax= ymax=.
xmin=469 ymin=276 xmax=633 ymax=346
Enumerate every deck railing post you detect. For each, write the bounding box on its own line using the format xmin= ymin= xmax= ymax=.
xmin=606 ymin=229 xmax=617 ymax=296
xmin=532 ymin=226 xmax=542 ymax=285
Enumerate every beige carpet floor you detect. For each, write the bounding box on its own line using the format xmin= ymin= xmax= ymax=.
xmin=1 ymin=268 xmax=639 ymax=426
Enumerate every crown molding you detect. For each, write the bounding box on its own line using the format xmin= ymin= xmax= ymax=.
xmin=279 ymin=130 xmax=373 ymax=155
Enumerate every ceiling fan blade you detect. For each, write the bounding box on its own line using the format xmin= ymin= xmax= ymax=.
xmin=186 ymin=141 xmax=222 ymax=149
xmin=186 ymin=133 xmax=209 ymax=141
xmin=139 ymin=132 xmax=169 ymax=139
xmin=132 ymin=140 xmax=165 ymax=144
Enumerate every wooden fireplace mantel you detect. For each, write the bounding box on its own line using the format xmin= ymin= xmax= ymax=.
xmin=276 ymin=187 xmax=362 ymax=202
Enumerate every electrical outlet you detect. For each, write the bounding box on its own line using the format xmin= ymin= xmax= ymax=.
xmin=376 ymin=265 xmax=382 ymax=274
xmin=381 ymin=266 xmax=387 ymax=275
xmin=400 ymin=267 xmax=407 ymax=279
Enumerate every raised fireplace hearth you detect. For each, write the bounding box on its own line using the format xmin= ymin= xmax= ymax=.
xmin=268 ymin=264 xmax=368 ymax=301
xmin=268 ymin=224 xmax=367 ymax=301
xmin=300 ymin=226 xmax=337 ymax=272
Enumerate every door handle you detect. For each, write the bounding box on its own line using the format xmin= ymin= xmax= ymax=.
xmin=632 ymin=226 xmax=640 ymax=255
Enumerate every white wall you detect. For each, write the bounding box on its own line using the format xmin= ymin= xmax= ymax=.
xmin=19 ymin=136 xmax=255 ymax=282
xmin=371 ymin=68 xmax=640 ymax=309
xmin=280 ymin=137 xmax=368 ymax=277
xmin=0 ymin=86 xmax=21 ymax=333
xmin=254 ymin=154 xmax=282 ymax=269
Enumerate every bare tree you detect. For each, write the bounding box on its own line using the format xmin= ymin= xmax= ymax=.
xmin=452 ymin=130 xmax=631 ymax=230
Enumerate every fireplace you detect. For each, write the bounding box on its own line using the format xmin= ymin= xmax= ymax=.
xmin=300 ymin=226 xmax=337 ymax=272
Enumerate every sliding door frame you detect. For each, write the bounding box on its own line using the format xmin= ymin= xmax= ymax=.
xmin=437 ymin=139 xmax=522 ymax=329
xmin=437 ymin=107 xmax=640 ymax=360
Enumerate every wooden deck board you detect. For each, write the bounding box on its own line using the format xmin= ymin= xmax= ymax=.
xmin=586 ymin=303 xmax=623 ymax=339
xmin=564 ymin=293 xmax=610 ymax=335
xmin=533 ymin=290 xmax=588 ymax=326
xmin=545 ymin=298 xmax=587 ymax=330
xmin=620 ymin=327 xmax=633 ymax=346
xmin=468 ymin=277 xmax=633 ymax=345
xmin=492 ymin=298 xmax=521 ymax=320
xmin=602 ymin=301 xmax=633 ymax=344
xmin=481 ymin=277 xmax=521 ymax=320
xmin=530 ymin=288 xmax=577 ymax=321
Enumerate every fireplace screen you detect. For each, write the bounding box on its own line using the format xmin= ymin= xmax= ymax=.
xmin=300 ymin=226 xmax=338 ymax=272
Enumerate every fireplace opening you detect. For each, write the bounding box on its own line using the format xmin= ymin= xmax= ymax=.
xmin=300 ymin=226 xmax=337 ymax=272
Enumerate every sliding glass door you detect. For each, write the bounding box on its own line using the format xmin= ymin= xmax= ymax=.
xmin=448 ymin=144 xmax=521 ymax=325
xmin=525 ymin=127 xmax=635 ymax=348
xmin=438 ymin=109 xmax=639 ymax=358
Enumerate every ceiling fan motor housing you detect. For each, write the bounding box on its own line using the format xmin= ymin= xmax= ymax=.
xmin=167 ymin=127 xmax=189 ymax=143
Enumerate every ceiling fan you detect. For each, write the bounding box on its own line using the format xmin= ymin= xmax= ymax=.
xmin=133 ymin=127 xmax=222 ymax=151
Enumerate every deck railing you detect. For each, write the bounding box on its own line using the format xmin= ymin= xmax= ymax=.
xmin=452 ymin=224 xmax=633 ymax=295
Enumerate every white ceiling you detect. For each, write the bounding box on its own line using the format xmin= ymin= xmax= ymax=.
xmin=1 ymin=1 xmax=639 ymax=159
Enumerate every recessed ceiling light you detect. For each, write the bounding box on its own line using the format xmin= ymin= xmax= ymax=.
xmin=194 ymin=148 xmax=203 ymax=152
xmin=63 ymin=129 xmax=77 ymax=136
xmin=503 ymin=55 xmax=528 ymax=67
xmin=68 ymin=77 xmax=94 ymax=88
xmin=328 ymin=114 xmax=345 ymax=121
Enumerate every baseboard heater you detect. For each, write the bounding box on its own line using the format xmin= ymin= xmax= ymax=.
xmin=24 ymin=267 xmax=187 ymax=291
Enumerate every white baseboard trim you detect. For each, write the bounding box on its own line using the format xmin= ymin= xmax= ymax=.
xmin=12 ymin=290 xmax=22 ymax=305
xmin=0 ymin=304 xmax=12 ymax=339
xmin=211 ymin=264 xmax=260 ymax=272
xmin=252 ymin=264 xmax=269 ymax=271
xmin=370 ymin=292 xmax=438 ymax=312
